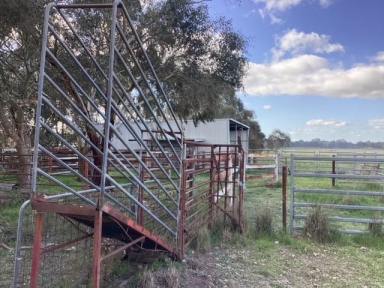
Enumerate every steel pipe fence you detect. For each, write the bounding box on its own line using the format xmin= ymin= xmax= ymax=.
xmin=32 ymin=0 xmax=183 ymax=238
xmin=290 ymin=155 xmax=384 ymax=234
xmin=12 ymin=1 xmax=183 ymax=287
xmin=7 ymin=2 xmax=246 ymax=287
xmin=247 ymin=149 xmax=279 ymax=185
xmin=246 ymin=149 xmax=384 ymax=188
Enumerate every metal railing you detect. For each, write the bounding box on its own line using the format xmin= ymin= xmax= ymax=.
xmin=178 ymin=142 xmax=245 ymax=256
xmin=8 ymin=2 xmax=246 ymax=287
xmin=32 ymin=0 xmax=183 ymax=238
xmin=290 ymin=155 xmax=384 ymax=234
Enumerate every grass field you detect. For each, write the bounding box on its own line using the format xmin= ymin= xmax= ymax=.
xmin=105 ymin=164 xmax=384 ymax=287
xmin=1 ymin=154 xmax=384 ymax=287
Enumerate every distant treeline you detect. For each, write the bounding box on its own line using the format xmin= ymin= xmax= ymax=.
xmin=291 ymin=139 xmax=384 ymax=149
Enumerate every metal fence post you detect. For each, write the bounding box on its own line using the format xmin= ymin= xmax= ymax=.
xmin=274 ymin=152 xmax=279 ymax=183
xmin=282 ymin=166 xmax=288 ymax=232
xmin=208 ymin=145 xmax=214 ymax=229
xmin=30 ymin=212 xmax=44 ymax=288
xmin=92 ymin=210 xmax=103 ymax=288
xmin=177 ymin=161 xmax=186 ymax=259
xmin=332 ymin=155 xmax=336 ymax=187
xmin=289 ymin=155 xmax=295 ymax=234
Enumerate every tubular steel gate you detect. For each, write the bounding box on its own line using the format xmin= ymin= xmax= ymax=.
xmin=290 ymin=155 xmax=384 ymax=234
xmin=10 ymin=2 xmax=245 ymax=287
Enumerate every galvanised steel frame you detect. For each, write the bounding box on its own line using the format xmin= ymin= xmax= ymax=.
xmin=290 ymin=155 xmax=384 ymax=234
xmin=27 ymin=1 xmax=183 ymax=287
xmin=10 ymin=1 xmax=245 ymax=287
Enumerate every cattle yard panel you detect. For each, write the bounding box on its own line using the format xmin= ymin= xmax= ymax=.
xmin=247 ymin=149 xmax=279 ymax=186
xmin=178 ymin=142 xmax=245 ymax=255
xmin=7 ymin=2 xmax=245 ymax=287
xmin=290 ymin=155 xmax=384 ymax=234
xmin=15 ymin=1 xmax=184 ymax=287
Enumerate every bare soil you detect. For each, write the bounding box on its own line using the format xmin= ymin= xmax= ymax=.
xmin=181 ymin=241 xmax=384 ymax=288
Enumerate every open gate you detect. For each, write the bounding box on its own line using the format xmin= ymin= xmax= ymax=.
xmin=179 ymin=142 xmax=245 ymax=256
xmin=11 ymin=1 xmax=245 ymax=287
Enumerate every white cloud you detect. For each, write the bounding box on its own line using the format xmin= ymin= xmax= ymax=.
xmin=254 ymin=0 xmax=303 ymax=13
xmin=374 ymin=51 xmax=384 ymax=62
xmin=263 ymin=104 xmax=272 ymax=110
xmin=369 ymin=118 xmax=384 ymax=129
xmin=306 ymin=119 xmax=347 ymax=127
xmin=244 ymin=54 xmax=384 ymax=99
xmin=255 ymin=0 xmax=334 ymax=23
xmin=319 ymin=0 xmax=333 ymax=7
xmin=272 ymin=29 xmax=344 ymax=60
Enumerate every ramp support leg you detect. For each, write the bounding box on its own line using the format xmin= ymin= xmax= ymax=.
xmin=30 ymin=212 xmax=44 ymax=288
xmin=92 ymin=210 xmax=103 ymax=288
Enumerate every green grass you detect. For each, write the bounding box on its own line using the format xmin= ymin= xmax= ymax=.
xmin=197 ymin=168 xmax=384 ymax=287
xmin=1 ymin=153 xmax=384 ymax=286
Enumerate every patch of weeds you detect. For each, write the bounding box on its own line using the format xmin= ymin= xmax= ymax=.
xmin=274 ymin=232 xmax=314 ymax=253
xmin=365 ymin=182 xmax=382 ymax=191
xmin=368 ymin=222 xmax=382 ymax=236
xmin=368 ymin=214 xmax=382 ymax=236
xmin=273 ymin=181 xmax=282 ymax=189
xmin=150 ymin=256 xmax=178 ymax=271
xmin=138 ymin=268 xmax=155 ymax=288
xmin=254 ymin=207 xmax=273 ymax=237
xmin=303 ymin=207 xmax=332 ymax=243
xmin=158 ymin=264 xmax=180 ymax=288
xmin=190 ymin=226 xmax=211 ymax=253
xmin=341 ymin=196 xmax=355 ymax=205
xmin=222 ymin=227 xmax=233 ymax=243
xmin=254 ymin=237 xmax=276 ymax=252
xmin=351 ymin=234 xmax=384 ymax=250
xmin=109 ymin=259 xmax=132 ymax=278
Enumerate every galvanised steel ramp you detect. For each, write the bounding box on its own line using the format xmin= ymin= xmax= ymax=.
xmin=10 ymin=1 xmax=245 ymax=287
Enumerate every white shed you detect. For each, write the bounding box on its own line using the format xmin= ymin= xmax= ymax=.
xmin=177 ymin=118 xmax=249 ymax=153
xmin=109 ymin=118 xmax=249 ymax=153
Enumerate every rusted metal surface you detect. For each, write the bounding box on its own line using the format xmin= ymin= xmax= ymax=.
xmin=92 ymin=210 xmax=103 ymax=288
xmin=101 ymin=236 xmax=145 ymax=262
xmin=179 ymin=142 xmax=245 ymax=256
xmin=30 ymin=212 xmax=44 ymax=288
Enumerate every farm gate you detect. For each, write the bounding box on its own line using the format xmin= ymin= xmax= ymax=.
xmin=290 ymin=155 xmax=384 ymax=234
xmin=9 ymin=2 xmax=245 ymax=287
xmin=247 ymin=149 xmax=280 ymax=186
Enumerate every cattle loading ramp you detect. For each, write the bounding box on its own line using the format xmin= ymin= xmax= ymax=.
xmin=11 ymin=2 xmax=245 ymax=287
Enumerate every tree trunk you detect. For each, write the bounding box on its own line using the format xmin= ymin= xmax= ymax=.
xmin=13 ymin=106 xmax=32 ymax=195
xmin=15 ymin=138 xmax=31 ymax=192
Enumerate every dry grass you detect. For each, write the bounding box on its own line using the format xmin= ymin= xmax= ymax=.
xmin=254 ymin=207 xmax=273 ymax=236
xmin=303 ymin=207 xmax=331 ymax=243
xmin=137 ymin=263 xmax=180 ymax=288
xmin=368 ymin=214 xmax=383 ymax=236
xmin=160 ymin=265 xmax=180 ymax=288
xmin=138 ymin=269 xmax=155 ymax=288
xmin=191 ymin=226 xmax=211 ymax=253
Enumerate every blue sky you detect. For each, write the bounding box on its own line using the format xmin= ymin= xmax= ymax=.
xmin=207 ymin=0 xmax=384 ymax=142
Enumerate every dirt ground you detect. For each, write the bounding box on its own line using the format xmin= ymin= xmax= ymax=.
xmin=181 ymin=240 xmax=384 ymax=288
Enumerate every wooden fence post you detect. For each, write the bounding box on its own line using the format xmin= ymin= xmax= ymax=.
xmin=282 ymin=166 xmax=288 ymax=232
